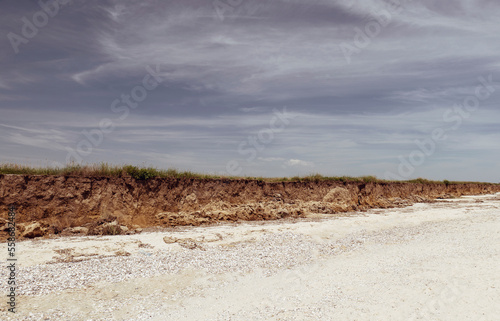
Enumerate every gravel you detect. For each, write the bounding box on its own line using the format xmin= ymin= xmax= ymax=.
xmin=1 ymin=194 xmax=499 ymax=320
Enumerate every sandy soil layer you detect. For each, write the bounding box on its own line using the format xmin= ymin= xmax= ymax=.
xmin=1 ymin=193 xmax=499 ymax=320
xmin=2 ymin=174 xmax=499 ymax=239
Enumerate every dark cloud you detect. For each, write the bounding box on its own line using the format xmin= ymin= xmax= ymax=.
xmin=1 ymin=0 xmax=500 ymax=181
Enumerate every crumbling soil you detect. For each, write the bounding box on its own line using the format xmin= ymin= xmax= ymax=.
xmin=1 ymin=174 xmax=499 ymax=239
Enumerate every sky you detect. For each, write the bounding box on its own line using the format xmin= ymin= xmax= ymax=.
xmin=1 ymin=0 xmax=499 ymax=181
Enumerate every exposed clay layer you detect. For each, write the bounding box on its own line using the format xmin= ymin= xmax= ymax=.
xmin=1 ymin=174 xmax=499 ymax=239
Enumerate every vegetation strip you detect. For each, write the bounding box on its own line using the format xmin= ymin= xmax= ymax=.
xmin=0 ymin=163 xmax=495 ymax=185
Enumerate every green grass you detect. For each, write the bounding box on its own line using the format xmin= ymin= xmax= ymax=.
xmin=0 ymin=163 xmax=497 ymax=184
xmin=0 ymin=163 xmax=220 ymax=180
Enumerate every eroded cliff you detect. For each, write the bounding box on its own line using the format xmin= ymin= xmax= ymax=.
xmin=1 ymin=174 xmax=498 ymax=239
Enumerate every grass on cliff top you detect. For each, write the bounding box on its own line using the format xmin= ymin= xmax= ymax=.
xmin=0 ymin=163 xmax=217 ymax=180
xmin=0 ymin=163 xmax=494 ymax=185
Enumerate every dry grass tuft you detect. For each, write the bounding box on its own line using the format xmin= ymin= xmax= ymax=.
xmin=0 ymin=162 xmax=496 ymax=185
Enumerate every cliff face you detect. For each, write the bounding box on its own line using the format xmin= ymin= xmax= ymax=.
xmin=1 ymin=174 xmax=499 ymax=239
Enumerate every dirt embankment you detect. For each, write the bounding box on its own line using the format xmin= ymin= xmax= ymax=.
xmin=0 ymin=174 xmax=499 ymax=239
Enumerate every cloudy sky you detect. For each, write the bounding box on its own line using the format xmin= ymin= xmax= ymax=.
xmin=1 ymin=0 xmax=499 ymax=181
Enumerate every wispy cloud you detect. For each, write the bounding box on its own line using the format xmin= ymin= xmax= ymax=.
xmin=1 ymin=0 xmax=500 ymax=181
xmin=285 ymin=159 xmax=315 ymax=168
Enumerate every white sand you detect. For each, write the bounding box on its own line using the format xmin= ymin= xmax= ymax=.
xmin=2 ymin=193 xmax=499 ymax=320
